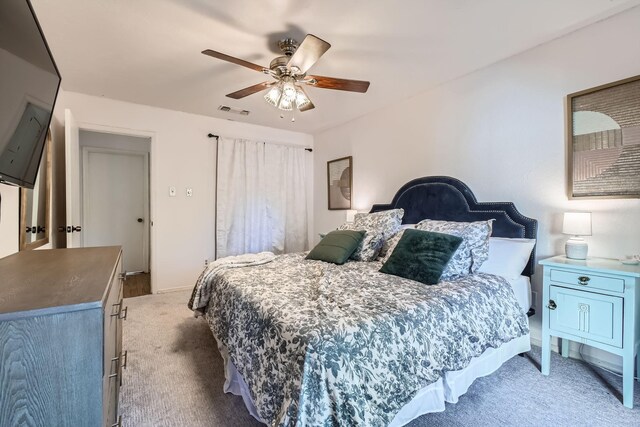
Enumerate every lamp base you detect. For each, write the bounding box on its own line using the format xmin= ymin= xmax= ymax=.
xmin=565 ymin=237 xmax=588 ymax=260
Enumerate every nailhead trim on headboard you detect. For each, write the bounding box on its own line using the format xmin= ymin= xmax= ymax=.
xmin=370 ymin=176 xmax=538 ymax=277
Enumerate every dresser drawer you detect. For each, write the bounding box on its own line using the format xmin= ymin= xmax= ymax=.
xmin=549 ymin=268 xmax=624 ymax=293
xmin=103 ymin=351 xmax=123 ymax=427
xmin=549 ymin=285 xmax=623 ymax=347
xmin=103 ymin=256 xmax=124 ymax=426
xmin=104 ymin=273 xmax=123 ymax=377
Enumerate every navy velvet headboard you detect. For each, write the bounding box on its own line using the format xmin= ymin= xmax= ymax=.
xmin=370 ymin=176 xmax=538 ymax=277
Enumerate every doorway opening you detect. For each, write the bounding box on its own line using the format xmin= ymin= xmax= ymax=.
xmin=80 ymin=130 xmax=151 ymax=297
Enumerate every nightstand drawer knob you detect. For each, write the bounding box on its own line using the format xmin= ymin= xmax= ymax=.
xmin=547 ymin=299 xmax=557 ymax=310
xmin=577 ymin=276 xmax=590 ymax=285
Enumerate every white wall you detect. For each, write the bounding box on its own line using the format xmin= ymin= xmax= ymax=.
xmin=0 ymin=184 xmax=19 ymax=257
xmin=57 ymin=91 xmax=313 ymax=293
xmin=313 ymin=7 xmax=640 ymax=369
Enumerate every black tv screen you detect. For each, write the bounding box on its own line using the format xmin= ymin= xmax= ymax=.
xmin=0 ymin=0 xmax=61 ymax=189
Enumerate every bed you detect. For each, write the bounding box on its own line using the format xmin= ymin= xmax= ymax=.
xmin=192 ymin=176 xmax=537 ymax=427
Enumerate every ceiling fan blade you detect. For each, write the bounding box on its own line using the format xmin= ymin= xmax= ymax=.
xmin=305 ymin=75 xmax=370 ymax=93
xmin=226 ymin=81 xmax=273 ymax=99
xmin=202 ymin=49 xmax=267 ymax=73
xmin=287 ymin=34 xmax=331 ymax=74
xmin=298 ymin=86 xmax=315 ymax=112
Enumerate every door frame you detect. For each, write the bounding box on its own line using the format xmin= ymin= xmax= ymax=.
xmin=73 ymin=120 xmax=156 ymax=292
xmin=81 ymin=146 xmax=150 ymax=272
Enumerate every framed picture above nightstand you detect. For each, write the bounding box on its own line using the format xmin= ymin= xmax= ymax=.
xmin=539 ymin=256 xmax=640 ymax=408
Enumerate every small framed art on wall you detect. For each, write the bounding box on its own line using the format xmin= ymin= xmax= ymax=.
xmin=327 ymin=156 xmax=352 ymax=210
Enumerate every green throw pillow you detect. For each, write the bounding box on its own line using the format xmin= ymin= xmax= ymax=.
xmin=379 ymin=229 xmax=463 ymax=285
xmin=306 ymin=230 xmax=365 ymax=265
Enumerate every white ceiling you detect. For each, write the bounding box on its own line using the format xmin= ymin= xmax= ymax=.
xmin=31 ymin=0 xmax=640 ymax=134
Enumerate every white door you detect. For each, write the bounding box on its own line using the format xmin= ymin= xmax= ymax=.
xmin=64 ymin=109 xmax=81 ymax=247
xmin=83 ymin=149 xmax=149 ymax=272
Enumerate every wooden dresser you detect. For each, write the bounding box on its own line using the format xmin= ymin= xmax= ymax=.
xmin=0 ymin=247 xmax=127 ymax=426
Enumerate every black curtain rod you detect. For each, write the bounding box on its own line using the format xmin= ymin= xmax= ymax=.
xmin=207 ymin=133 xmax=312 ymax=152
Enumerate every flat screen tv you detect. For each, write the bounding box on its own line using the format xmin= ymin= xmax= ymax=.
xmin=0 ymin=0 xmax=61 ymax=189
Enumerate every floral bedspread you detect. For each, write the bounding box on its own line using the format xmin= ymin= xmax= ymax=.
xmin=199 ymin=253 xmax=528 ymax=426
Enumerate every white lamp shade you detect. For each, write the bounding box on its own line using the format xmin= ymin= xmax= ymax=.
xmin=562 ymin=212 xmax=592 ymax=236
xmin=346 ymin=210 xmax=358 ymax=223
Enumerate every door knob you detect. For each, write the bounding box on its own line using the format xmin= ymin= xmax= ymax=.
xmin=137 ymin=218 xmax=144 ymax=223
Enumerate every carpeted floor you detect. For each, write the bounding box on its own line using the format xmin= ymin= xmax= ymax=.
xmin=120 ymin=290 xmax=640 ymax=426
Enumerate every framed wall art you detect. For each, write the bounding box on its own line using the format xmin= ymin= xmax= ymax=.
xmin=567 ymin=75 xmax=640 ymax=199
xmin=327 ymin=156 xmax=352 ymax=210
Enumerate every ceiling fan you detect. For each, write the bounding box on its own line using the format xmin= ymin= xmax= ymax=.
xmin=202 ymin=34 xmax=370 ymax=116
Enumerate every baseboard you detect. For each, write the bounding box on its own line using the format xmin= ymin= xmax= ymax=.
xmin=154 ymin=285 xmax=193 ymax=294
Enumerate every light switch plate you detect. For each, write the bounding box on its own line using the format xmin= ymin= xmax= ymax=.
xmin=169 ymin=186 xmax=176 ymax=197
xmin=186 ymin=188 xmax=193 ymax=197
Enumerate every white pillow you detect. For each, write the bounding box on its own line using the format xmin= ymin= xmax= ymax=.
xmin=477 ymin=237 xmax=536 ymax=280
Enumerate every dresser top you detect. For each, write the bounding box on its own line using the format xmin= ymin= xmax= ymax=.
xmin=539 ymin=255 xmax=640 ymax=278
xmin=0 ymin=246 xmax=121 ymax=320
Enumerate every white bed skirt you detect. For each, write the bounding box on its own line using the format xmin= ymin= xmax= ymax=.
xmin=389 ymin=333 xmax=531 ymax=426
xmin=216 ymin=333 xmax=531 ymax=426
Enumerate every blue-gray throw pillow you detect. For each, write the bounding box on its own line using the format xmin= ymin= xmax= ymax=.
xmin=306 ymin=230 xmax=365 ymax=265
xmin=379 ymin=229 xmax=463 ymax=285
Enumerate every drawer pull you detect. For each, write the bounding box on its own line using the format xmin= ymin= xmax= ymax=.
xmin=109 ymin=354 xmax=120 ymax=379
xmin=577 ymin=276 xmax=590 ymax=286
xmin=119 ymin=350 xmax=128 ymax=387
xmin=119 ymin=306 xmax=128 ymax=320
xmin=111 ymin=415 xmax=122 ymax=427
xmin=109 ymin=350 xmax=127 ymax=379
xmin=547 ymin=299 xmax=557 ymax=310
xmin=121 ymin=350 xmax=128 ymax=370
xmin=111 ymin=301 xmax=122 ymax=317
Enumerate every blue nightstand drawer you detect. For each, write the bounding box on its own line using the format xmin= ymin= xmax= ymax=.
xmin=549 ymin=285 xmax=623 ymax=348
xmin=549 ymin=268 xmax=624 ymax=293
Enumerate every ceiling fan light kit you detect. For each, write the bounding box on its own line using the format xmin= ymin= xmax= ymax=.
xmin=263 ymin=79 xmax=311 ymax=112
xmin=202 ymin=34 xmax=370 ymax=119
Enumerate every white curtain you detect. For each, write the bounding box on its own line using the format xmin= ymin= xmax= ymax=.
xmin=216 ymin=137 xmax=308 ymax=258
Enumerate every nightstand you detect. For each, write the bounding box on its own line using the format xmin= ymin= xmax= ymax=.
xmin=539 ymin=256 xmax=640 ymax=408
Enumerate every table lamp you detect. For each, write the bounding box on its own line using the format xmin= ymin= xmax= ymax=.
xmin=562 ymin=212 xmax=592 ymax=260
